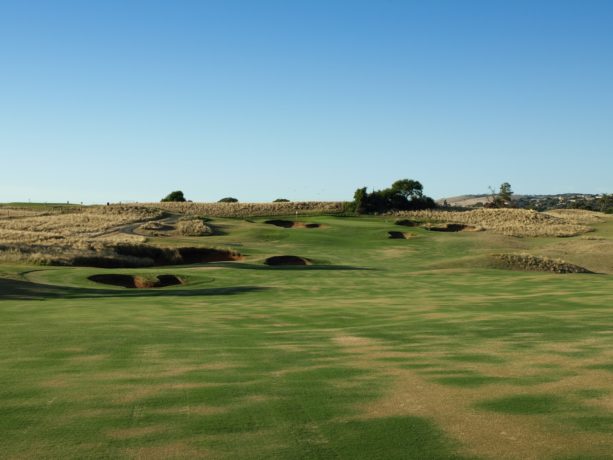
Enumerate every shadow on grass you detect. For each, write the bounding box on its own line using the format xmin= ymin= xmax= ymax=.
xmin=0 ymin=278 xmax=268 ymax=301
xmin=213 ymin=262 xmax=374 ymax=271
xmin=208 ymin=223 xmax=229 ymax=236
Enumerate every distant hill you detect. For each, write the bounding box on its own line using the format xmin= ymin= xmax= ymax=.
xmin=437 ymin=195 xmax=496 ymax=207
xmin=438 ymin=193 xmax=611 ymax=213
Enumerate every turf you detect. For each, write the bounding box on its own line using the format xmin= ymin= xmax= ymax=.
xmin=1 ymin=215 xmax=612 ymax=459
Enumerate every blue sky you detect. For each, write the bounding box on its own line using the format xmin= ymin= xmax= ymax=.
xmin=1 ymin=0 xmax=612 ymax=203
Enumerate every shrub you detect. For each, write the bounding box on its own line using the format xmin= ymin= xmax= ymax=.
xmin=218 ymin=197 xmax=238 ymax=203
xmin=273 ymin=198 xmax=290 ymax=202
xmin=176 ymin=219 xmax=212 ymax=236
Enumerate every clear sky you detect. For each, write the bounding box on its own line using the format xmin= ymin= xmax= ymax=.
xmin=1 ymin=0 xmax=612 ymax=203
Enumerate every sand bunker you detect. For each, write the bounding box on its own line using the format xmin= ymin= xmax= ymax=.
xmin=264 ymin=220 xmax=320 ymax=229
xmin=425 ymin=223 xmax=482 ymax=232
xmin=88 ymin=274 xmax=184 ymax=288
xmin=264 ymin=255 xmax=312 ymax=266
xmin=388 ymin=231 xmax=416 ymax=239
xmin=491 ymin=254 xmax=593 ymax=274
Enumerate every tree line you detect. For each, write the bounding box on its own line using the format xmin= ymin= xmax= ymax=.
xmin=161 ymin=179 xmax=438 ymax=214
xmin=350 ymin=179 xmax=436 ymax=213
xmin=161 ymin=191 xmax=240 ymax=203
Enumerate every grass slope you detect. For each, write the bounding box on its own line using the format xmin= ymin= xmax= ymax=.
xmin=1 ymin=215 xmax=612 ymax=459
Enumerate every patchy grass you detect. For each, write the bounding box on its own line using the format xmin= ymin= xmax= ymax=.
xmin=1 ymin=213 xmax=612 ymax=458
xmin=476 ymin=394 xmax=569 ymax=415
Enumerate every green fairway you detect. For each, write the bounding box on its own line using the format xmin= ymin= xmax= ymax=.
xmin=1 ymin=216 xmax=612 ymax=459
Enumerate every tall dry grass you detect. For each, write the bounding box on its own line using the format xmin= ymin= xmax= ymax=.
xmin=138 ymin=201 xmax=347 ymax=217
xmin=543 ymin=209 xmax=607 ymax=225
xmin=0 ymin=206 xmax=161 ymax=243
xmin=394 ymin=208 xmax=594 ymax=237
xmin=0 ymin=207 xmax=66 ymax=219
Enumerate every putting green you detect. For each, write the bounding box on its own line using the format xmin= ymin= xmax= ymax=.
xmin=1 ymin=216 xmax=612 ymax=459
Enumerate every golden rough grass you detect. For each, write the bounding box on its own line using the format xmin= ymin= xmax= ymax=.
xmin=0 ymin=206 xmax=160 ymax=246
xmin=544 ymin=209 xmax=608 ymax=225
xmin=0 ymin=205 xmax=162 ymax=264
xmin=138 ymin=201 xmax=346 ymax=217
xmin=0 ymin=207 xmax=62 ymax=218
xmin=394 ymin=208 xmax=594 ymax=237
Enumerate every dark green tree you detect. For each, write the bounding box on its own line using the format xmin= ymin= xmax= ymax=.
xmin=351 ymin=179 xmax=435 ymax=214
xmin=161 ymin=190 xmax=186 ymax=202
xmin=391 ymin=179 xmax=423 ymax=200
xmin=352 ymin=187 xmax=368 ymax=214
xmin=499 ymin=182 xmax=513 ymax=203
xmin=218 ymin=197 xmax=238 ymax=203
xmin=600 ymin=194 xmax=612 ymax=213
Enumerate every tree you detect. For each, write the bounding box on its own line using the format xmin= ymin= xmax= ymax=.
xmin=391 ymin=179 xmax=423 ymax=200
xmin=161 ymin=190 xmax=186 ymax=202
xmin=499 ymin=182 xmax=513 ymax=203
xmin=273 ymin=198 xmax=290 ymax=202
xmin=352 ymin=187 xmax=368 ymax=213
xmin=600 ymin=194 xmax=612 ymax=213
xmin=350 ymin=179 xmax=435 ymax=214
xmin=485 ymin=183 xmax=513 ymax=208
xmin=218 ymin=197 xmax=238 ymax=203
